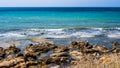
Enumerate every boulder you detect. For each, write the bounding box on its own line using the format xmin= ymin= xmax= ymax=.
xmin=0 ymin=56 xmax=25 ymax=67
xmin=111 ymin=48 xmax=120 ymax=53
xmin=40 ymin=42 xmax=57 ymax=50
xmin=4 ymin=45 xmax=21 ymax=55
xmin=38 ymin=57 xmax=69 ymax=65
xmin=92 ymin=46 xmax=109 ymax=53
xmin=25 ymin=44 xmax=50 ymax=56
xmin=70 ymin=41 xmax=90 ymax=49
xmin=54 ymin=46 xmax=69 ymax=53
xmin=0 ymin=47 xmax=5 ymax=60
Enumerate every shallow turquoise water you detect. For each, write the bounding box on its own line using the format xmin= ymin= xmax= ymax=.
xmin=0 ymin=11 xmax=120 ymax=29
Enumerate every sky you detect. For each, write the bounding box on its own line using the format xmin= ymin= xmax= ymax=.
xmin=0 ymin=0 xmax=120 ymax=7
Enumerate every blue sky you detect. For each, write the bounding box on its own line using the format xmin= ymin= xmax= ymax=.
xmin=0 ymin=0 xmax=120 ymax=7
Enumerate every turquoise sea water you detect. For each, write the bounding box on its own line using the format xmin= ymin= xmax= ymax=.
xmin=0 ymin=11 xmax=120 ymax=29
xmin=0 ymin=7 xmax=120 ymax=48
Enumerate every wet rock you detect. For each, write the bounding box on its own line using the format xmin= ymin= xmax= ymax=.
xmin=25 ymin=54 xmax=37 ymax=61
xmin=38 ymin=57 xmax=50 ymax=65
xmin=16 ymin=53 xmax=24 ymax=57
xmin=0 ymin=56 xmax=25 ymax=67
xmin=38 ymin=57 xmax=70 ymax=65
xmin=40 ymin=42 xmax=57 ymax=50
xmin=71 ymin=61 xmax=78 ymax=65
xmin=111 ymin=41 xmax=120 ymax=48
xmin=70 ymin=41 xmax=90 ymax=49
xmin=50 ymin=52 xmax=69 ymax=58
xmin=111 ymin=48 xmax=120 ymax=53
xmin=26 ymin=61 xmax=38 ymax=68
xmin=13 ymin=62 xmax=26 ymax=68
xmin=0 ymin=47 xmax=5 ymax=60
xmin=50 ymin=57 xmax=69 ymax=64
xmin=80 ymin=47 xmax=94 ymax=53
xmin=25 ymin=44 xmax=50 ymax=56
xmin=92 ymin=46 xmax=109 ymax=53
xmin=71 ymin=41 xmax=78 ymax=46
xmin=4 ymin=45 xmax=21 ymax=55
xmin=69 ymin=50 xmax=99 ymax=61
xmin=69 ymin=50 xmax=83 ymax=60
xmin=54 ymin=46 xmax=69 ymax=53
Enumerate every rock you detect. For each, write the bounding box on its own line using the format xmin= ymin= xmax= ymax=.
xmin=38 ymin=57 xmax=50 ymax=65
xmin=50 ymin=52 xmax=69 ymax=58
xmin=25 ymin=42 xmax=57 ymax=56
xmin=0 ymin=47 xmax=5 ymax=60
xmin=80 ymin=47 xmax=96 ymax=54
xmin=54 ymin=46 xmax=69 ymax=53
xmin=38 ymin=57 xmax=70 ymax=65
xmin=4 ymin=45 xmax=21 ymax=55
xmin=13 ymin=62 xmax=26 ymax=68
xmin=16 ymin=53 xmax=24 ymax=57
xmin=111 ymin=48 xmax=120 ymax=53
xmin=0 ymin=56 xmax=25 ymax=67
xmin=69 ymin=49 xmax=99 ymax=61
xmin=71 ymin=61 xmax=78 ymax=65
xmin=99 ymin=57 xmax=111 ymax=64
xmin=39 ymin=52 xmax=70 ymax=65
xmin=70 ymin=41 xmax=90 ymax=49
xmin=92 ymin=46 xmax=109 ymax=53
xmin=26 ymin=61 xmax=38 ymax=68
xmin=69 ymin=50 xmax=83 ymax=60
xmin=71 ymin=41 xmax=78 ymax=46
xmin=40 ymin=42 xmax=57 ymax=50
xmin=25 ymin=54 xmax=37 ymax=61
xmin=49 ymin=57 xmax=69 ymax=64
xmin=111 ymin=41 xmax=120 ymax=48
xmin=25 ymin=44 xmax=50 ymax=56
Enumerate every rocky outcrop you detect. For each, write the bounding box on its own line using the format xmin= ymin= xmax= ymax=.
xmin=4 ymin=45 xmax=21 ymax=55
xmin=0 ymin=47 xmax=5 ymax=60
xmin=70 ymin=41 xmax=90 ymax=49
xmin=54 ymin=46 xmax=69 ymax=53
xmin=0 ymin=41 xmax=119 ymax=68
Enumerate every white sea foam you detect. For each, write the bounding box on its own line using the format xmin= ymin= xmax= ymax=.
xmin=0 ymin=32 xmax=25 ymax=37
xmin=71 ymin=30 xmax=103 ymax=37
xmin=0 ymin=28 xmax=120 ymax=39
xmin=107 ymin=32 xmax=120 ymax=38
xmin=27 ymin=28 xmax=64 ymax=32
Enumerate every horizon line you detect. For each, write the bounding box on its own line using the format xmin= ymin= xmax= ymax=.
xmin=0 ymin=6 xmax=120 ymax=8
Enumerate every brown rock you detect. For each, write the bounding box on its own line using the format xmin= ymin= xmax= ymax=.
xmin=0 ymin=47 xmax=5 ymax=60
xmin=4 ymin=45 xmax=21 ymax=55
xmin=54 ymin=46 xmax=69 ymax=53
xmin=25 ymin=44 xmax=50 ymax=56
xmin=0 ymin=56 xmax=25 ymax=67
xmin=92 ymin=46 xmax=109 ymax=53
xmin=40 ymin=42 xmax=57 ymax=50
xmin=50 ymin=52 xmax=69 ymax=58
xmin=70 ymin=41 xmax=90 ymax=49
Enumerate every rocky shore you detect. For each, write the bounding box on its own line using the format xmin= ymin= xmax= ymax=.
xmin=0 ymin=41 xmax=120 ymax=68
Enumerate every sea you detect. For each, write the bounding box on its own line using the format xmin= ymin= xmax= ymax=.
xmin=0 ymin=7 xmax=120 ymax=48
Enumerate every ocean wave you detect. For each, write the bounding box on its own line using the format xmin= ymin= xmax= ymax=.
xmin=0 ymin=27 xmax=120 ymax=39
xmin=71 ymin=31 xmax=103 ymax=37
xmin=0 ymin=32 xmax=25 ymax=38
xmin=107 ymin=32 xmax=120 ymax=38
xmin=67 ymin=27 xmax=120 ymax=30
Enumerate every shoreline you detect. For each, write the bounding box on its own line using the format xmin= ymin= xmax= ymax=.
xmin=0 ymin=41 xmax=120 ymax=68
